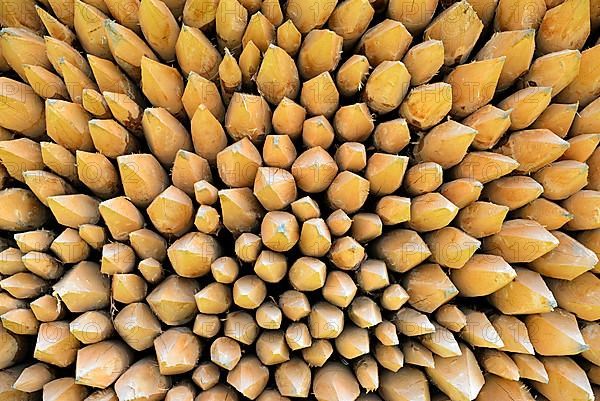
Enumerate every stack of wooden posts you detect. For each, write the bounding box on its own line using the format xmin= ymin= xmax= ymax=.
xmin=0 ymin=0 xmax=599 ymax=400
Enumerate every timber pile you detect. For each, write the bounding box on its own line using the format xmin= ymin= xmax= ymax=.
xmin=0 ymin=0 xmax=599 ymax=400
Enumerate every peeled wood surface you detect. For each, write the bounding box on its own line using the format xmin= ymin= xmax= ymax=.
xmin=0 ymin=0 xmax=599 ymax=401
